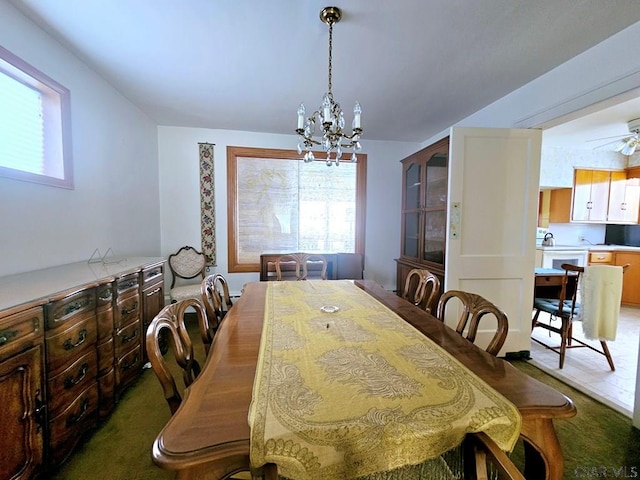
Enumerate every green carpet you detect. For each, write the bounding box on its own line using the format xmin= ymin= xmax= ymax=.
xmin=50 ymin=346 xmax=640 ymax=479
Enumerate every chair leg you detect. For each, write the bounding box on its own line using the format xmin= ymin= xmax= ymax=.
xmin=600 ymin=341 xmax=616 ymax=371
xmin=559 ymin=318 xmax=570 ymax=369
xmin=531 ymin=309 xmax=541 ymax=331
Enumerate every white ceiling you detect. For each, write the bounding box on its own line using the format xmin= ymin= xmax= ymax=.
xmin=8 ymin=0 xmax=640 ymax=144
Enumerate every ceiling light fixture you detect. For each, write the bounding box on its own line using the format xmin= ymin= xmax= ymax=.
xmin=296 ymin=6 xmax=362 ymax=166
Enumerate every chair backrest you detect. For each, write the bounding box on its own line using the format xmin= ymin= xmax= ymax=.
xmin=436 ymin=290 xmax=509 ymax=356
xmin=168 ymin=246 xmax=206 ymax=289
xmin=402 ymin=268 xmax=441 ymax=314
xmin=555 ymin=263 xmax=583 ymax=316
xmin=463 ymin=432 xmax=525 ymax=480
xmin=146 ymin=298 xmax=208 ymax=414
xmin=201 ymin=274 xmax=232 ymax=337
xmin=274 ymin=253 xmax=328 ymax=281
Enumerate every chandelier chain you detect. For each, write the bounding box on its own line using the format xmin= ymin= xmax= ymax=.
xmin=327 ymin=21 xmax=333 ymax=99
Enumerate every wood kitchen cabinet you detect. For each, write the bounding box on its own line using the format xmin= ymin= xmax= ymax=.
xmin=607 ymin=171 xmax=640 ymax=223
xmin=572 ymin=169 xmax=611 ymax=222
xmin=0 ymin=257 xmax=165 ymax=478
xmin=615 ymin=251 xmax=640 ymax=306
xmin=396 ymin=137 xmax=448 ymax=293
xmin=0 ymin=306 xmax=45 ymax=480
xmin=539 ymin=188 xmax=571 ymax=226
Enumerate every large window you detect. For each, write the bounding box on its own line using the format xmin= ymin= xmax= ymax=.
xmin=227 ymin=146 xmax=366 ymax=273
xmin=0 ymin=45 xmax=73 ymax=188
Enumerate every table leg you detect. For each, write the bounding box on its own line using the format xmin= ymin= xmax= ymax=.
xmin=520 ymin=417 xmax=564 ymax=480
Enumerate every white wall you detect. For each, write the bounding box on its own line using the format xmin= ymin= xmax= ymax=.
xmin=0 ymin=1 xmax=161 ymax=277
xmin=158 ymin=126 xmax=419 ymax=295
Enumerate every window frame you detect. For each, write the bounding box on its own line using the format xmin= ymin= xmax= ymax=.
xmin=0 ymin=45 xmax=73 ymax=189
xmin=226 ymin=146 xmax=367 ymax=273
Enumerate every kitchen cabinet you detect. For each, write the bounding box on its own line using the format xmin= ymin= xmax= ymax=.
xmin=607 ymin=171 xmax=640 ymax=223
xmin=572 ymin=169 xmax=611 ymax=222
xmin=396 ymin=137 xmax=448 ymax=293
xmin=0 ymin=306 xmax=45 ymax=480
xmin=0 ymin=257 xmax=165 ymax=478
xmin=539 ymin=188 xmax=571 ymax=226
xmin=615 ymin=251 xmax=640 ymax=306
xmin=588 ymin=251 xmax=614 ymax=265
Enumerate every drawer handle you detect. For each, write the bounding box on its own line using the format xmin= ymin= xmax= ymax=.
xmin=121 ymin=301 xmax=138 ymax=316
xmin=64 ymin=363 xmax=89 ymax=389
xmin=119 ymin=280 xmax=137 ymax=290
xmin=98 ymin=290 xmax=113 ymax=302
xmin=146 ymin=287 xmax=161 ymax=297
xmin=0 ymin=329 xmax=18 ymax=346
xmin=63 ymin=329 xmax=88 ymax=350
xmin=121 ymin=354 xmax=139 ymax=371
xmin=66 ymin=397 xmax=90 ymax=426
xmin=63 ymin=299 xmax=90 ymax=317
xmin=120 ymin=329 xmax=139 ymax=344
xmin=146 ymin=270 xmax=162 ymax=280
xmin=34 ymin=389 xmax=46 ymax=431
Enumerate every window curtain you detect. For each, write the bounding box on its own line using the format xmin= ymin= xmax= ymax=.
xmin=199 ymin=142 xmax=216 ymax=266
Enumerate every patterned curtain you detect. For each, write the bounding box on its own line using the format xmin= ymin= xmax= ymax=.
xmin=199 ymin=143 xmax=216 ymax=266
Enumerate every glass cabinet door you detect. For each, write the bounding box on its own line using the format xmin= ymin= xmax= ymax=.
xmin=404 ymin=163 xmax=421 ymax=210
xmin=403 ymin=212 xmax=420 ymax=258
xmin=425 ymin=153 xmax=447 ymax=208
xmin=422 ymin=210 xmax=445 ymax=264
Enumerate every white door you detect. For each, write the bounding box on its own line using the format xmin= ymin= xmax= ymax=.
xmin=444 ymin=127 xmax=542 ymax=356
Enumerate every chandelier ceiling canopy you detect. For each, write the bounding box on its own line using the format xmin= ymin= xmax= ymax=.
xmin=296 ymin=6 xmax=362 ymax=166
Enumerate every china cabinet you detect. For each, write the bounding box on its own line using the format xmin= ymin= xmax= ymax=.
xmin=396 ymin=137 xmax=448 ymax=293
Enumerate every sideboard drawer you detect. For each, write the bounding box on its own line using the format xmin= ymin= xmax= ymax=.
xmin=46 ymin=317 xmax=97 ymax=372
xmin=0 ymin=306 xmax=43 ymax=361
xmin=47 ymin=349 xmax=98 ymax=415
xmin=46 ymin=289 xmax=96 ymax=330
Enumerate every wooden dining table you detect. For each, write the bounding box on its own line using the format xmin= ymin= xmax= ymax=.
xmin=151 ymin=280 xmax=576 ymax=480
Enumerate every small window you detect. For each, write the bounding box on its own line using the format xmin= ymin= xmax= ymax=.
xmin=0 ymin=45 xmax=73 ymax=188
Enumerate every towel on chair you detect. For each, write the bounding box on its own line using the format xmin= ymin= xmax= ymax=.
xmin=576 ymin=265 xmax=623 ymax=341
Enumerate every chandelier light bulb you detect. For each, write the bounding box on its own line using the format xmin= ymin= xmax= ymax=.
xmin=295 ymin=6 xmax=363 ymax=167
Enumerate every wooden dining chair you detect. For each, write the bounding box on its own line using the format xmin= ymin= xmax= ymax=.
xmin=401 ymin=268 xmax=441 ymax=314
xmin=435 ymin=290 xmax=509 ymax=356
xmin=532 ymin=263 xmax=626 ymax=370
xmin=274 ymin=253 xmax=328 ymax=281
xmin=146 ymin=298 xmax=209 ymax=414
xmin=463 ymin=432 xmax=525 ymax=480
xmin=201 ymin=274 xmax=232 ymax=342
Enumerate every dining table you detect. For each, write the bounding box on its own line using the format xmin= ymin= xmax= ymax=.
xmin=151 ymin=280 xmax=576 ymax=480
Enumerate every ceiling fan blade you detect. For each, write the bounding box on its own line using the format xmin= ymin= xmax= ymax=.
xmin=585 ymin=133 xmax=632 ymax=143
xmin=593 ymin=138 xmax=628 ymax=150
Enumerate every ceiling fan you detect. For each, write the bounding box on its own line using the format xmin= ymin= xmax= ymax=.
xmin=590 ymin=118 xmax=640 ymax=155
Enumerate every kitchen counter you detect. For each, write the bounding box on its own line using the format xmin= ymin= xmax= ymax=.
xmin=585 ymin=245 xmax=640 ymax=252
xmin=536 ymin=244 xmax=640 ymax=252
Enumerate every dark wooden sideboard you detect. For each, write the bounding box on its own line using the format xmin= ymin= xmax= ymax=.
xmin=0 ymin=257 xmax=165 ymax=479
xmin=259 ymin=252 xmax=364 ymax=281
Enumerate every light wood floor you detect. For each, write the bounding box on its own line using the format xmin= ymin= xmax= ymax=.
xmin=529 ymin=305 xmax=640 ymax=417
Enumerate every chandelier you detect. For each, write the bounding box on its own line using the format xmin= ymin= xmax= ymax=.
xmin=296 ymin=6 xmax=362 ymax=166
